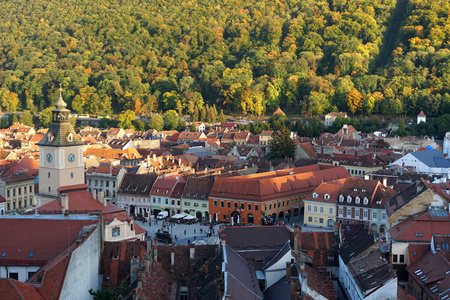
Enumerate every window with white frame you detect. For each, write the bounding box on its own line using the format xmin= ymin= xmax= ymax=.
xmin=355 ymin=196 xmax=360 ymax=204
xmin=363 ymin=210 xmax=368 ymax=219
xmin=382 ymin=213 xmax=386 ymax=220
xmin=307 ymin=205 xmax=312 ymax=212
xmin=338 ymin=207 xmax=343 ymax=216
xmin=373 ymin=211 xmax=378 ymax=219
xmin=329 ymin=207 xmax=333 ymax=214
xmin=355 ymin=209 xmax=360 ymax=218
xmin=363 ymin=197 xmax=369 ymax=205
xmin=314 ymin=206 xmax=318 ymax=213
xmin=320 ymin=206 xmax=324 ymax=213
xmin=324 ymin=194 xmax=330 ymax=200
xmin=339 ymin=195 xmax=344 ymax=202
xmin=347 ymin=208 xmax=352 ymax=218
xmin=313 ymin=192 xmax=318 ymax=198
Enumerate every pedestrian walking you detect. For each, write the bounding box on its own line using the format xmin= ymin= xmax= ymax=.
xmin=184 ymin=230 xmax=186 ymax=235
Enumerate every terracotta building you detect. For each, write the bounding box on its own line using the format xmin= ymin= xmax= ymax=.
xmin=209 ymin=164 xmax=350 ymax=225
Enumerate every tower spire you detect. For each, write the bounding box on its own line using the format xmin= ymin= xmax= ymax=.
xmin=55 ymin=84 xmax=67 ymax=110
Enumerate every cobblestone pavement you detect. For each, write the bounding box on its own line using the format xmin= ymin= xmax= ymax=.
xmin=134 ymin=215 xmax=332 ymax=245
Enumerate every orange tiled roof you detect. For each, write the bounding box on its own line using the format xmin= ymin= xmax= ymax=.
xmin=210 ymin=165 xmax=350 ymax=202
xmin=84 ymin=147 xmax=142 ymax=160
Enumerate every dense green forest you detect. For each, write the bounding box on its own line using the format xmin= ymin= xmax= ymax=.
xmin=0 ymin=0 xmax=449 ymax=120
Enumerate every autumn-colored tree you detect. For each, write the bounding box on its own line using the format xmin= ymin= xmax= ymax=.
xmin=134 ymin=98 xmax=142 ymax=113
xmin=345 ymin=89 xmax=363 ymax=114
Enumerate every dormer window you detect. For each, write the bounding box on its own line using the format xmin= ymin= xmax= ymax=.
xmin=355 ymin=196 xmax=360 ymax=204
xmin=353 ymin=188 xmax=358 ymax=191
xmin=313 ymin=192 xmax=318 ymax=198
xmin=155 ymin=189 xmax=159 ymax=193
xmin=347 ymin=196 xmax=352 ymax=203
xmin=339 ymin=195 xmax=344 ymax=202
xmin=362 ymin=189 xmax=366 ymax=192
xmin=363 ymin=197 xmax=369 ymax=205
xmin=48 ymin=132 xmax=54 ymax=142
xmin=67 ymin=132 xmax=73 ymax=142
xmin=163 ymin=190 xmax=168 ymax=194
xmin=324 ymin=194 xmax=330 ymax=200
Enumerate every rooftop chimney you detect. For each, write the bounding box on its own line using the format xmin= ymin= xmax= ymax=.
xmin=91 ymin=189 xmax=97 ymax=200
xmin=171 ymin=248 xmax=175 ymax=266
xmin=220 ymin=234 xmax=226 ymax=246
xmin=383 ymin=177 xmax=388 ymax=187
xmin=190 ymin=244 xmax=195 ymax=259
xmin=61 ymin=193 xmax=69 ymax=213
xmin=98 ymin=189 xmax=106 ymax=206
xmin=364 ymin=174 xmax=370 ymax=180
xmin=286 ymin=262 xmax=291 ymax=281
xmin=153 ymin=238 xmax=158 ymax=261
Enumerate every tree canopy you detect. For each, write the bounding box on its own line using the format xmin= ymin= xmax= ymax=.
xmin=0 ymin=0 xmax=449 ymax=120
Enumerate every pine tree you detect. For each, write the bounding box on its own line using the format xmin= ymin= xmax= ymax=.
xmin=269 ymin=126 xmax=296 ymax=159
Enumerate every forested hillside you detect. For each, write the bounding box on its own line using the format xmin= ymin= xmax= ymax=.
xmin=0 ymin=0 xmax=449 ymax=118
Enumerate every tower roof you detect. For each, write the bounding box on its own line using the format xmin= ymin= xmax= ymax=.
xmin=418 ymin=111 xmax=426 ymax=117
xmin=54 ymin=90 xmax=68 ymax=110
xmin=37 ymin=89 xmax=83 ymax=147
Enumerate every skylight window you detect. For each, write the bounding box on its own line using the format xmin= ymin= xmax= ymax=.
xmin=1 ymin=252 xmax=6 ymax=257
xmin=29 ymin=252 xmax=34 ymax=258
xmin=415 ymin=233 xmax=423 ymax=237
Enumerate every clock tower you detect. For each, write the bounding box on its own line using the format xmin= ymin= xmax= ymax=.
xmin=37 ymin=89 xmax=85 ymax=198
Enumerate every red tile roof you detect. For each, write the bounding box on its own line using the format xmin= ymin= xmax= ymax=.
xmin=295 ymin=229 xmax=339 ymax=266
xmin=406 ymin=251 xmax=450 ymax=299
xmin=0 ymin=218 xmax=97 ymax=265
xmin=9 ymin=157 xmax=39 ymax=175
xmin=211 ymin=165 xmax=350 ymax=202
xmin=38 ymin=190 xmax=123 ymax=214
xmin=273 ymin=107 xmax=285 ymax=115
xmin=418 ymin=111 xmax=426 ymax=117
xmin=101 ymin=241 xmax=147 ymax=288
xmin=304 ymin=179 xmax=346 ymax=204
xmin=0 ymin=278 xmax=44 ymax=299
xmin=408 ymin=244 xmax=430 ymax=265
xmin=390 ymin=211 xmax=450 ymax=242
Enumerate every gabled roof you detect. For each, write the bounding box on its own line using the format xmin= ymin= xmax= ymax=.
xmin=387 ymin=180 xmax=428 ymax=215
xmin=410 ymin=149 xmax=450 ymax=168
xmin=418 ymin=111 xmax=426 ymax=117
xmin=182 ymin=177 xmax=214 ymax=200
xmin=37 ymin=190 xmax=123 ymax=214
xmin=406 ymin=251 xmax=450 ymax=299
xmin=299 ymin=142 xmax=317 ymax=159
xmin=389 ymin=210 xmax=450 ymax=242
xmin=338 ymin=177 xmax=396 ymax=209
xmin=273 ymin=108 xmax=285 ymax=115
xmin=220 ymin=226 xmax=291 ymax=251
xmin=303 ymin=264 xmax=338 ymax=299
xmin=304 ymin=179 xmax=346 ymax=204
xmin=0 ymin=217 xmax=97 ymax=265
xmin=211 ymin=165 xmax=350 ymax=202
xmin=118 ymin=173 xmax=158 ymax=196
xmin=348 ymin=248 xmax=396 ymax=293
xmin=339 ymin=226 xmax=375 ymax=264
xmin=296 ymin=229 xmax=339 ymax=266
xmin=223 ymin=244 xmax=263 ymax=300
xmin=101 ymin=241 xmax=147 ymax=288
xmin=0 ymin=278 xmax=44 ymax=299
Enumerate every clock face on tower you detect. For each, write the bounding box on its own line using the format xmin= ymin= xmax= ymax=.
xmin=68 ymin=153 xmax=75 ymax=163
xmin=46 ymin=153 xmax=52 ymax=163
